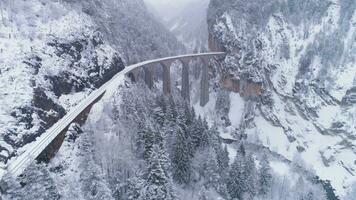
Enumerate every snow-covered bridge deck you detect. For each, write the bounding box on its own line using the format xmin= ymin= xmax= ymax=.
xmin=0 ymin=52 xmax=225 ymax=181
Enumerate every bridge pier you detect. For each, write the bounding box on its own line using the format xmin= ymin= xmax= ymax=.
xmin=144 ymin=67 xmax=154 ymax=89
xmin=160 ymin=60 xmax=172 ymax=95
xmin=180 ymin=59 xmax=190 ymax=102
xmin=129 ymin=68 xmax=140 ymax=82
xmin=200 ymin=58 xmax=210 ymax=106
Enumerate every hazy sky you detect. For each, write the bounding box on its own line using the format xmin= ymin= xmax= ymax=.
xmin=144 ymin=0 xmax=198 ymax=9
xmin=144 ymin=0 xmax=202 ymax=21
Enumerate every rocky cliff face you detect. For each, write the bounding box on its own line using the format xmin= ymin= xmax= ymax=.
xmin=0 ymin=0 xmax=124 ymax=169
xmin=0 ymin=0 xmax=183 ymax=174
xmin=208 ymin=0 xmax=355 ymax=197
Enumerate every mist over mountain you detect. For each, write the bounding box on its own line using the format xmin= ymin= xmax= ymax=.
xmin=145 ymin=0 xmax=210 ymax=52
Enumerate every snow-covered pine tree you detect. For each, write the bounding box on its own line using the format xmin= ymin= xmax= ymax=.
xmin=167 ymin=96 xmax=178 ymax=122
xmin=144 ymin=145 xmax=177 ymax=200
xmin=190 ymin=115 xmax=204 ymax=150
xmin=80 ymin=147 xmax=113 ymax=200
xmin=177 ymin=104 xmax=194 ymax=158
xmin=135 ymin=122 xmax=146 ymax=157
xmin=127 ymin=171 xmax=146 ymax=200
xmin=157 ymin=139 xmax=172 ymax=179
xmin=3 ymin=163 xmax=60 ymax=200
xmin=227 ymin=145 xmax=247 ymax=200
xmin=143 ymin=127 xmax=155 ymax=161
xmin=204 ymin=147 xmax=230 ymax=199
xmin=258 ymin=153 xmax=272 ymax=196
xmin=207 ymin=123 xmax=221 ymax=149
xmin=244 ymin=153 xmax=258 ymax=199
xmin=237 ymin=142 xmax=246 ymax=156
xmin=183 ymin=103 xmax=193 ymax=126
xmin=199 ymin=118 xmax=211 ymax=148
xmin=172 ymin=127 xmax=191 ymax=185
xmin=156 ymin=95 xmax=168 ymax=114
xmin=153 ymin=106 xmax=166 ymax=127
xmin=216 ymin=144 xmax=229 ymax=179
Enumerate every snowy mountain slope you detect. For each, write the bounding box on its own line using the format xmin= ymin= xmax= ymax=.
xmin=0 ymin=0 xmax=184 ymax=177
xmin=207 ymin=0 xmax=356 ymax=197
xmin=73 ymin=0 xmax=185 ymax=64
xmin=164 ymin=0 xmax=210 ymax=52
xmin=0 ymin=0 xmax=124 ymax=171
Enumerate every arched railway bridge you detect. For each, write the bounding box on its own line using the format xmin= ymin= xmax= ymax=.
xmin=0 ymin=52 xmax=225 ymax=184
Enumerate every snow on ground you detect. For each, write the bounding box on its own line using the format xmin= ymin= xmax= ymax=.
xmin=59 ymin=91 xmax=89 ymax=111
xmin=226 ymin=144 xmax=237 ymax=165
xmin=246 ymin=116 xmax=292 ymax=159
xmin=211 ymin=1 xmax=355 ymax=198
xmin=48 ymin=124 xmax=86 ymax=200
xmin=0 ymin=0 xmax=122 ymax=173
xmin=228 ymin=93 xmax=245 ymax=128
xmin=270 ymin=161 xmax=290 ymax=177
xmin=220 ymin=129 xmax=236 ymax=140
xmin=244 ymin=107 xmax=356 ymax=197
xmin=0 ymin=0 xmax=94 ymax=144
xmin=193 ymin=91 xmax=218 ymax=126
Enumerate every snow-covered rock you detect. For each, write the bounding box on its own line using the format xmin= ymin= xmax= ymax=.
xmin=208 ymin=0 xmax=356 ymax=197
xmin=0 ymin=0 xmax=124 ymax=169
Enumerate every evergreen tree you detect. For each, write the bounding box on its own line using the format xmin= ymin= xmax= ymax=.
xmin=172 ymin=128 xmax=191 ymax=185
xmin=3 ymin=163 xmax=60 ymax=200
xmin=81 ymin=139 xmax=113 ymax=200
xmin=204 ymin=147 xmax=230 ymax=199
xmin=144 ymin=145 xmax=177 ymax=200
xmin=127 ymin=172 xmax=146 ymax=200
xmin=228 ymin=144 xmax=258 ymax=199
xmin=156 ymin=95 xmax=167 ymax=114
xmin=190 ymin=115 xmax=204 ymax=149
xmin=205 ymin=148 xmax=221 ymax=189
xmin=166 ymin=96 xmax=178 ymax=122
xmin=143 ymin=128 xmax=155 ymax=161
xmin=207 ymin=123 xmax=220 ymax=149
xmin=183 ymin=103 xmax=193 ymax=126
xmin=158 ymin=139 xmax=172 ymax=178
xmin=216 ymin=144 xmax=230 ymax=180
xmin=259 ymin=153 xmax=272 ymax=196
xmin=153 ymin=106 xmax=165 ymax=126
xmin=177 ymin=105 xmax=194 ymax=157
xmin=135 ymin=122 xmax=146 ymax=157
xmin=237 ymin=142 xmax=246 ymax=157
xmin=244 ymin=153 xmax=258 ymax=199
xmin=227 ymin=147 xmax=246 ymax=200
xmin=200 ymin=118 xmax=211 ymax=148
